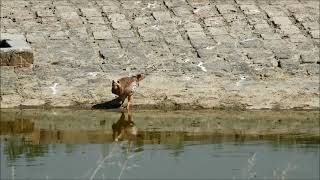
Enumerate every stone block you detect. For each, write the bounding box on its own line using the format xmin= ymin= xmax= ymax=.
xmin=144 ymin=1 xmax=164 ymax=10
xmin=152 ymin=11 xmax=172 ymax=23
xmin=254 ymin=24 xmax=273 ymax=34
xmin=310 ymin=30 xmax=319 ymax=39
xmin=263 ymin=6 xmax=287 ymax=17
xmin=133 ymin=16 xmax=155 ymax=27
xmin=223 ymin=13 xmax=246 ymax=25
xmin=286 ymin=3 xmax=305 ymax=13
xmin=196 ymin=48 xmax=217 ymax=58
xmin=159 ymin=23 xmax=180 ymax=34
xmin=235 ymin=0 xmax=256 ymax=5
xmin=80 ymin=8 xmax=101 ymax=17
xmin=187 ymin=0 xmax=210 ymax=7
xmin=111 ymin=20 xmax=131 ymax=30
xmin=279 ymin=25 xmax=300 ymax=35
xmin=274 ymin=49 xmax=292 ymax=59
xmin=247 ymin=50 xmax=277 ymax=66
xmin=119 ymin=37 xmax=140 ymax=48
xmin=302 ymin=22 xmax=320 ymax=31
xmin=184 ymin=22 xmax=203 ymax=32
xmin=108 ymin=13 xmax=126 ymax=22
xmin=190 ymin=39 xmax=215 ymax=50
xmin=204 ymin=16 xmax=226 ymax=27
xmin=12 ymin=10 xmax=34 ymax=21
xmin=55 ymin=6 xmax=75 ymax=14
xmin=253 ymin=57 xmax=278 ymax=67
xmin=212 ymin=36 xmax=236 ymax=48
xmin=138 ymin=28 xmax=160 ymax=42
xmin=114 ymin=30 xmax=136 ymax=38
xmin=239 ymin=38 xmax=263 ymax=48
xmin=208 ymin=27 xmax=229 ymax=36
xmin=121 ymin=1 xmax=141 ymax=10
xmin=188 ymin=31 xmax=215 ymax=49
xmin=289 ymin=34 xmax=309 ymax=43
xmin=26 ymin=32 xmax=47 ymax=44
xmin=99 ymin=48 xmax=125 ymax=60
xmin=187 ymin=30 xmax=206 ymax=39
xmin=261 ymin=33 xmax=281 ymax=40
xmin=271 ymin=16 xmax=292 ymax=26
xmin=0 ymin=33 xmax=33 ymax=67
xmin=293 ymin=13 xmax=317 ymax=23
xmin=93 ymin=31 xmax=113 ymax=40
xmin=247 ymin=16 xmax=268 ymax=25
xmin=102 ymin=5 xmax=120 ymax=14
xmin=98 ymin=39 xmax=120 ymax=49
xmin=240 ymin=5 xmax=261 ymax=15
xmin=49 ymin=31 xmax=68 ymax=40
xmin=36 ymin=9 xmax=55 ymax=17
xmin=172 ymin=6 xmax=193 ymax=17
xmin=59 ymin=11 xmax=82 ymax=26
xmin=87 ymin=17 xmax=106 ymax=24
xmin=193 ymin=6 xmax=218 ymax=18
xmin=303 ymin=64 xmax=320 ymax=75
xmin=279 ymin=59 xmax=301 ymax=74
xmin=164 ymin=34 xmax=190 ymax=47
xmin=300 ymin=52 xmax=319 ymax=64
xmin=263 ymin=40 xmax=291 ymax=56
xmin=216 ymin=4 xmax=237 ymax=14
xmin=164 ymin=0 xmax=188 ymax=8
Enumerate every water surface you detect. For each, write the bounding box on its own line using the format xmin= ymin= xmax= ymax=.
xmin=1 ymin=109 xmax=319 ymax=179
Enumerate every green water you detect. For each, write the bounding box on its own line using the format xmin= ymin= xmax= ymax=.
xmin=0 ymin=109 xmax=319 ymax=179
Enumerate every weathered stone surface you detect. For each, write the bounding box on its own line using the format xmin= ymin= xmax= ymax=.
xmin=138 ymin=27 xmax=161 ymax=42
xmin=172 ymin=6 xmax=193 ymax=17
xmin=261 ymin=33 xmax=281 ymax=40
xmin=279 ymin=25 xmax=300 ymax=35
xmin=111 ymin=20 xmax=131 ymax=30
xmin=0 ymin=0 xmax=319 ymax=110
xmin=204 ymin=17 xmax=224 ymax=27
xmin=87 ymin=17 xmax=106 ymax=24
xmin=118 ymin=37 xmax=140 ymax=48
xmin=239 ymin=38 xmax=263 ymax=48
xmin=187 ymin=31 xmax=215 ymax=49
xmin=208 ymin=27 xmax=229 ymax=36
xmin=271 ymin=16 xmax=292 ymax=26
xmin=309 ymin=30 xmax=319 ymax=39
xmin=93 ymin=31 xmax=113 ymax=40
xmin=49 ymin=31 xmax=68 ymax=40
xmin=152 ymin=11 xmax=172 ymax=23
xmin=300 ymin=52 xmax=320 ymax=64
xmin=240 ymin=5 xmax=261 ymax=15
xmin=263 ymin=5 xmax=287 ymax=17
xmin=80 ymin=8 xmax=101 ymax=17
xmin=194 ymin=6 xmax=218 ymax=18
xmin=254 ymin=23 xmax=273 ymax=34
xmin=216 ymin=4 xmax=237 ymax=14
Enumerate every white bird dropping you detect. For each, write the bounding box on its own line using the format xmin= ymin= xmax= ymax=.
xmin=50 ymin=83 xmax=59 ymax=95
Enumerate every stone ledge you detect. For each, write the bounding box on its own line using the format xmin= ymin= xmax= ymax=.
xmin=0 ymin=33 xmax=33 ymax=67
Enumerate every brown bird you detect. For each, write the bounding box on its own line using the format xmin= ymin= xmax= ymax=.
xmin=112 ymin=73 xmax=145 ymax=111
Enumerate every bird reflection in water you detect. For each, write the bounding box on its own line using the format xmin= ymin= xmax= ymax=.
xmin=111 ymin=111 xmax=144 ymax=155
xmin=112 ymin=112 xmax=137 ymax=142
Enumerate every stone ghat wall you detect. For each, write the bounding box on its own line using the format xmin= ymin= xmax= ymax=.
xmin=0 ymin=0 xmax=319 ymax=109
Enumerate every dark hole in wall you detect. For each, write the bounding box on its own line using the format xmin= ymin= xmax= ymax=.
xmin=0 ymin=40 xmax=11 ymax=48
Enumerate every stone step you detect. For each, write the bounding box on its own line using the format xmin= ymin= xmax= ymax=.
xmin=0 ymin=33 xmax=33 ymax=67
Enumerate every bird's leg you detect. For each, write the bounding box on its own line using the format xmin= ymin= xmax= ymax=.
xmin=127 ymin=95 xmax=132 ymax=111
xmin=119 ymin=95 xmax=128 ymax=111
